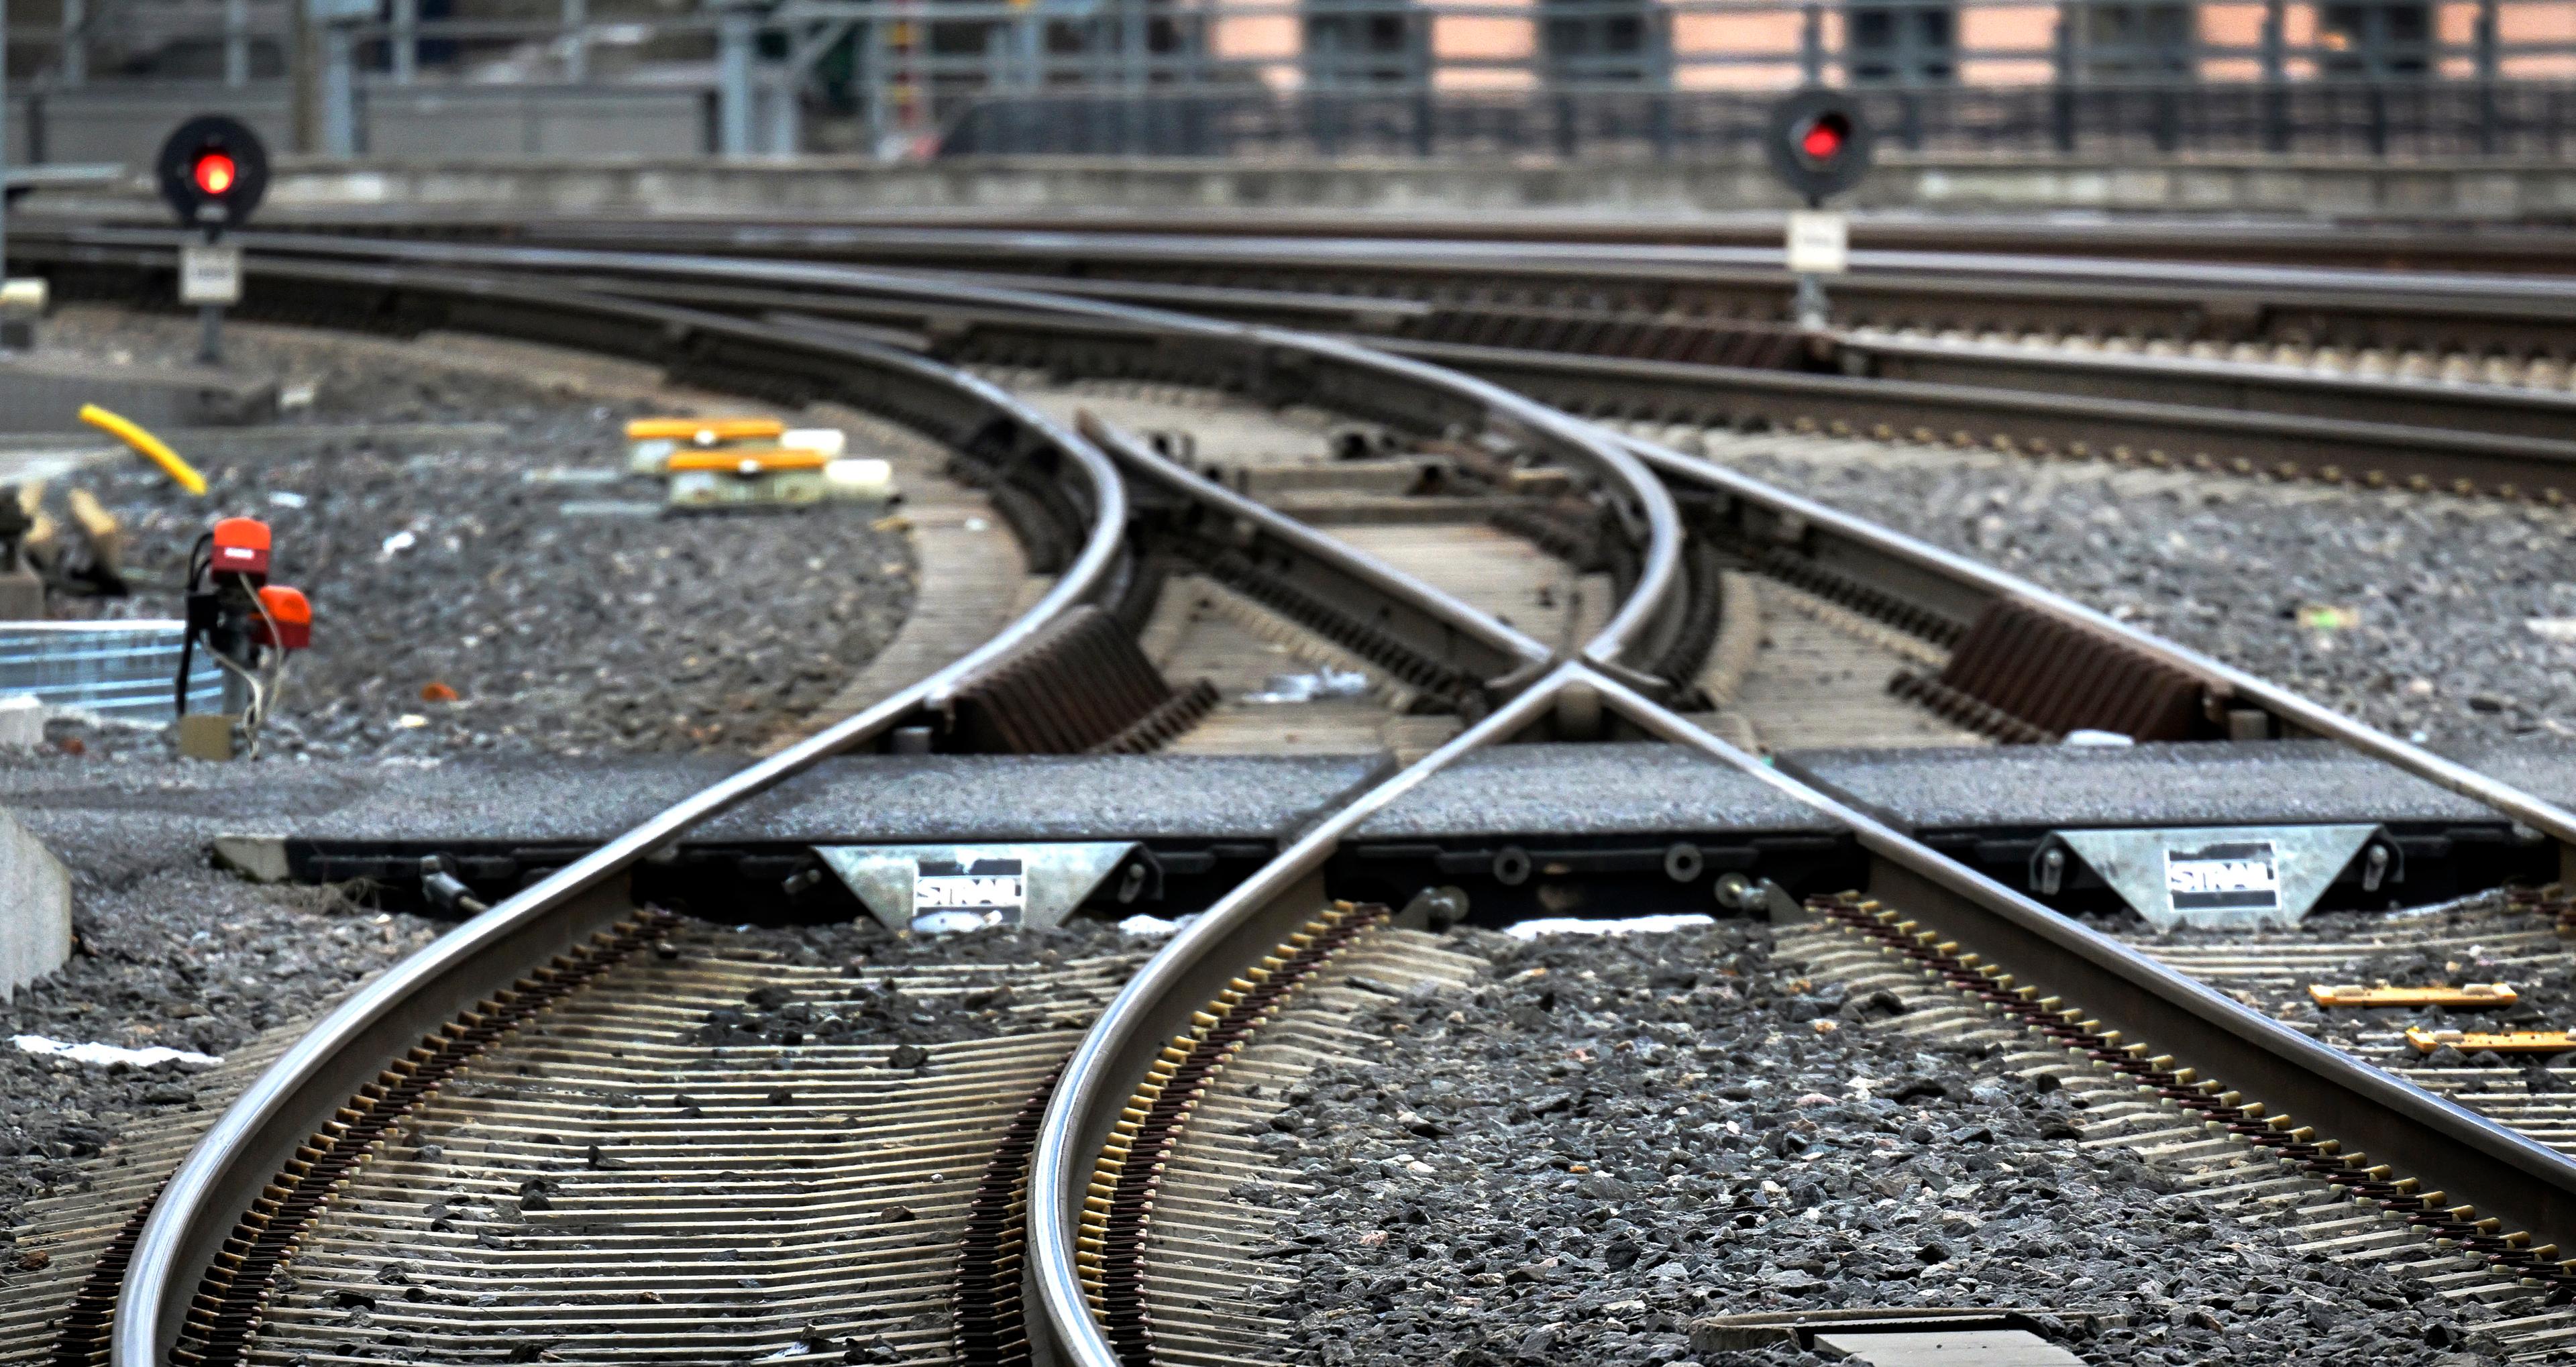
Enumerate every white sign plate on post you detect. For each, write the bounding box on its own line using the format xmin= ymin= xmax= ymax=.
xmin=1784 ymin=210 xmax=1850 ymax=276
xmin=179 ymin=243 xmax=243 ymax=305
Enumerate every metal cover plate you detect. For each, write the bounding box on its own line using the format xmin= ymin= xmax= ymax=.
xmin=2053 ymin=823 xmax=2379 ymax=932
xmin=1813 ymin=1329 xmax=2085 ymax=1366
xmin=816 ymin=841 xmax=1137 ymax=934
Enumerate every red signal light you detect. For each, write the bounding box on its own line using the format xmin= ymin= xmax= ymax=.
xmin=193 ymin=152 xmax=237 ymax=197
xmin=1799 ymin=115 xmax=1848 ymax=163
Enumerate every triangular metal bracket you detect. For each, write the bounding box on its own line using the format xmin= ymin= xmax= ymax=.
xmin=2034 ymin=824 xmax=2396 ymax=933
xmin=814 ymin=841 xmax=1144 ymax=934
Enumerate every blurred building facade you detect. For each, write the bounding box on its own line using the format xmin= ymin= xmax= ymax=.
xmin=7 ymin=0 xmax=2573 ymax=160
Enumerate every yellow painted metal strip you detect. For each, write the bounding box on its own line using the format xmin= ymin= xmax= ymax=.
xmin=2311 ymin=983 xmax=2518 ymax=1009
xmin=2406 ymin=1027 xmax=2576 ymax=1054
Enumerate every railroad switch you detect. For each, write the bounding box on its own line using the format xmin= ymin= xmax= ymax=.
xmin=2312 ymin=983 xmax=2517 ymax=1009
xmin=175 ymin=515 xmax=311 ymax=759
xmin=2405 ymin=1027 xmax=2576 ymax=1054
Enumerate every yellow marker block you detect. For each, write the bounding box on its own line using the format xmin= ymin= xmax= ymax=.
xmin=623 ymin=416 xmax=785 ymax=445
xmin=2405 ymin=1027 xmax=2576 ymax=1054
xmin=665 ymin=447 xmax=830 ymax=475
xmin=78 ymin=404 xmax=206 ymax=496
xmin=2312 ymin=983 xmax=2518 ymax=1009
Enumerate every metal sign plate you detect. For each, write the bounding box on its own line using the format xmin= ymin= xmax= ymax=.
xmin=2045 ymin=824 xmax=2382 ymax=932
xmin=1786 ymin=210 xmax=1849 ymax=275
xmin=816 ymin=841 xmax=1138 ymax=934
xmin=179 ymin=243 xmax=242 ymax=305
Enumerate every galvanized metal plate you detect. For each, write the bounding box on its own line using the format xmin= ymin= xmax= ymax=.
xmin=2045 ymin=823 xmax=2382 ymax=932
xmin=1812 ymin=1329 xmax=2085 ymax=1366
xmin=816 ymin=840 xmax=1141 ymax=933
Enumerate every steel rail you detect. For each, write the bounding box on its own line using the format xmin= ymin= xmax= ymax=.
xmin=223 ymin=215 xmax=2576 ymax=309
xmin=107 ymin=280 xmax=1136 ymax=1367
xmin=124 ymin=228 xmax=2576 ymax=843
xmin=1075 ymin=411 xmax=1559 ymax=689
xmin=125 ymin=223 xmax=2576 ymax=492
xmin=40 ymin=223 xmax=2576 ymax=1366
xmin=42 ymin=227 xmax=1688 ymax=679
xmin=1846 ymin=332 xmax=2576 ymax=445
xmin=1027 ymin=661 xmax=1588 ymax=1367
xmin=492 ymin=251 xmax=2576 ymax=458
xmin=428 ymin=252 xmax=2576 ymax=482
xmin=140 ymin=230 xmax=2576 ymax=845
xmin=1619 ymin=430 xmax=2576 ymax=856
xmin=44 ymin=203 xmax=2576 ymax=275
xmin=1384 ymin=337 xmax=2576 ymax=500
xmin=324 ymin=219 xmax=2576 ymax=327
xmin=1027 ymin=660 xmax=2576 ymax=1367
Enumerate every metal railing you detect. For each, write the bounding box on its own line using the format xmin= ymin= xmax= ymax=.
xmin=16 ymin=0 xmax=2576 ymax=160
xmin=0 ymin=620 xmax=222 ymax=721
xmin=938 ymin=78 xmax=2576 ymax=156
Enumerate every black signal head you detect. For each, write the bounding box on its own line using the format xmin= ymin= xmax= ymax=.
xmin=156 ymin=115 xmax=270 ymax=229
xmin=1764 ymin=90 xmax=1874 ymax=203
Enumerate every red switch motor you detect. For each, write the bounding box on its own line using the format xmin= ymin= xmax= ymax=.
xmin=210 ymin=516 xmax=271 ymax=576
xmin=253 ymin=584 xmax=311 ymax=651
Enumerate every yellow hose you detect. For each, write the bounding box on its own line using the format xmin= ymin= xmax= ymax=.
xmin=78 ymin=404 xmax=207 ymax=496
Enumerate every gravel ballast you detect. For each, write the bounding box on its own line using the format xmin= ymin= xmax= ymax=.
xmin=0 ymin=306 xmax=938 ymax=1244
xmin=1258 ymin=921 xmax=2510 ymax=1366
xmin=0 ymin=864 xmax=446 ymax=1244
xmin=34 ymin=309 xmax=916 ymax=759
xmin=1717 ymin=436 xmax=2576 ymax=747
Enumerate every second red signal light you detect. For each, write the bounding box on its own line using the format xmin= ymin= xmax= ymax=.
xmin=1799 ymin=114 xmax=1849 ymax=164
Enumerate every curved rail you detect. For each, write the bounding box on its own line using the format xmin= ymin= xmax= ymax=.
xmin=29 ymin=227 xmax=1692 ymax=683
xmin=54 ymin=227 xmax=2576 ymax=1367
xmin=1027 ymin=647 xmax=2576 ymax=1367
xmin=105 ymin=272 xmax=1135 ymax=1367
xmin=113 ymin=227 xmax=2576 ymax=848
xmin=1617 ymin=433 xmax=2576 ymax=851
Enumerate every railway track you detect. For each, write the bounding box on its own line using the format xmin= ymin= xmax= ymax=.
xmin=9 ymin=239 xmax=1710 ymax=1367
xmin=113 ymin=213 xmax=2576 ymax=380
xmin=16 ymin=231 xmax=2576 ymax=1367
xmin=37 ymin=224 xmax=2576 ymax=506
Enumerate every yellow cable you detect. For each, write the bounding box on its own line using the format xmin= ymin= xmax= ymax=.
xmin=78 ymin=403 xmax=207 ymax=496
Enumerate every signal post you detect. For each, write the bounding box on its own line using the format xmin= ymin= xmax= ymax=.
xmin=154 ymin=116 xmax=270 ymax=366
xmin=1763 ymin=91 xmax=1874 ymax=334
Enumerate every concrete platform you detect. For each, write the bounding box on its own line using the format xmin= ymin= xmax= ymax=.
xmin=10 ymin=739 xmax=2572 ymax=920
xmin=1357 ymin=742 xmax=1828 ymax=839
xmin=0 ymin=806 xmax=70 ymax=1001
xmin=1 ymin=752 xmax=1391 ymax=856
xmin=0 ymin=353 xmax=279 ymax=433
xmin=1777 ymin=740 xmax=2515 ymax=832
